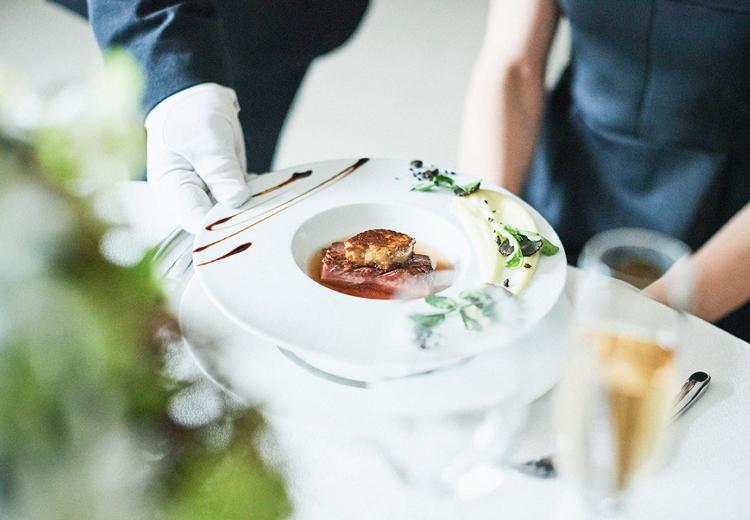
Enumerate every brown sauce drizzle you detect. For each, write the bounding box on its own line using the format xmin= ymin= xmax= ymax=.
xmin=252 ymin=170 xmax=312 ymax=198
xmin=205 ymin=170 xmax=314 ymax=231
xmin=205 ymin=214 xmax=234 ymax=230
xmin=195 ymin=242 xmax=253 ymax=267
xmin=193 ymin=158 xmax=369 ymax=255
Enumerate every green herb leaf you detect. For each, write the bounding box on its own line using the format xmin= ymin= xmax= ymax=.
xmin=410 ymin=167 xmax=482 ymax=198
xmin=505 ymin=251 xmax=523 ymax=269
xmin=460 ymin=181 xmax=481 ymax=194
xmin=459 ymin=289 xmax=484 ymax=303
xmin=433 ymin=174 xmax=456 ymax=188
xmin=520 ymin=230 xmax=542 ymax=242
xmin=540 ymin=238 xmax=560 ymax=256
xmin=414 ymin=327 xmax=433 ymax=349
xmin=409 ymin=313 xmax=446 ymax=328
xmin=459 ymin=290 xmax=496 ymax=321
xmin=453 ymin=181 xmax=481 ymax=197
xmin=410 ymin=181 xmax=436 ymax=192
xmin=425 ymin=295 xmax=457 ymax=311
xmin=459 ymin=289 xmax=492 ymax=307
xmin=497 ymin=228 xmax=523 ymax=269
xmin=459 ymin=307 xmax=481 ymax=330
xmin=480 ymin=303 xmax=497 ymax=319
xmin=500 ymin=224 xmax=559 ymax=258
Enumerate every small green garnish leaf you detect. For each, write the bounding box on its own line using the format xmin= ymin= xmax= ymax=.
xmin=505 ymin=251 xmax=523 ymax=269
xmin=459 ymin=181 xmax=481 ymax=195
xmin=433 ymin=174 xmax=455 ymax=188
xmin=540 ymin=238 xmax=560 ymax=256
xmin=410 ymin=165 xmax=481 ymax=197
xmin=414 ymin=327 xmax=434 ymax=349
xmin=409 ymin=313 xmax=446 ymax=328
xmin=519 ymin=229 xmax=542 ymax=242
xmin=480 ymin=303 xmax=497 ymax=319
xmin=410 ymin=286 xmax=499 ymax=346
xmin=459 ymin=289 xmax=484 ymax=303
xmin=496 ymin=228 xmax=524 ymax=269
xmin=458 ymin=289 xmax=493 ymax=308
xmin=459 ymin=307 xmax=481 ymax=330
xmin=425 ymin=295 xmax=457 ymax=311
xmin=410 ymin=181 xmax=436 ymax=192
xmin=453 ymin=181 xmax=482 ymax=197
xmin=497 ymin=224 xmax=559 ymax=260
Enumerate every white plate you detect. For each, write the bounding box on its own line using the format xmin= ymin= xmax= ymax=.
xmin=179 ymin=273 xmax=572 ymax=419
xmin=193 ymin=158 xmax=567 ymax=378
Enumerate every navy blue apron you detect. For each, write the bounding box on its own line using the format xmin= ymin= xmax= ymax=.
xmin=524 ymin=0 xmax=750 ymax=340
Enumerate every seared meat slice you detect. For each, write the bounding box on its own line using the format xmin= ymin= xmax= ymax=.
xmin=344 ymin=229 xmax=415 ymax=270
xmin=321 ymin=242 xmax=434 ymax=299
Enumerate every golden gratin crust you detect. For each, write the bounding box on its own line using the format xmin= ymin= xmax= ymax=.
xmin=344 ymin=229 xmax=415 ymax=270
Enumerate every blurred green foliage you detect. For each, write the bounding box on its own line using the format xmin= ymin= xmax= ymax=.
xmin=0 ymin=52 xmax=290 ymax=519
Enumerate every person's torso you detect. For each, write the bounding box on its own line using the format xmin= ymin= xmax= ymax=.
xmin=559 ymin=0 xmax=750 ymax=150
xmin=527 ymin=1 xmax=750 ymax=339
xmin=526 ymin=0 xmax=750 ymax=260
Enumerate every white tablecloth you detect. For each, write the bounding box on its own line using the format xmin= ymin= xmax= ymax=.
xmin=117 ymin=182 xmax=750 ymax=520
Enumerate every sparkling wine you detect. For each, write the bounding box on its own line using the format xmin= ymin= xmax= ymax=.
xmin=592 ymin=332 xmax=676 ymax=491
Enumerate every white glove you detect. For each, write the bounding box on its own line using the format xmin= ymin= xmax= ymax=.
xmin=145 ymin=83 xmax=252 ymax=234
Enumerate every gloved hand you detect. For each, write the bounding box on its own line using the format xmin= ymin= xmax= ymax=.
xmin=145 ymin=83 xmax=252 ymax=234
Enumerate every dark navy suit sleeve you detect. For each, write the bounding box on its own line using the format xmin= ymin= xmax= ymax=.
xmin=86 ymin=0 xmax=232 ymax=112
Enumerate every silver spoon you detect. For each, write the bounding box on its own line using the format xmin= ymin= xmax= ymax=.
xmin=672 ymin=370 xmax=711 ymax=419
xmin=515 ymin=371 xmax=712 ymax=479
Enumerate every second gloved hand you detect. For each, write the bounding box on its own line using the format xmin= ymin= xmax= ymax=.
xmin=145 ymin=83 xmax=251 ymax=234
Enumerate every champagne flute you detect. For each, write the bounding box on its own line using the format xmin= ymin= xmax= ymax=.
xmin=555 ymin=228 xmax=693 ymax=519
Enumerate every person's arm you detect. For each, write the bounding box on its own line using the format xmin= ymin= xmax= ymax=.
xmin=84 ymin=1 xmax=251 ymax=233
xmin=458 ymin=0 xmax=559 ymax=194
xmin=88 ymin=0 xmax=232 ymax=112
xmin=644 ymin=203 xmax=750 ymax=322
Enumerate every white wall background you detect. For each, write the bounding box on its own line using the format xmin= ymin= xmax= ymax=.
xmin=0 ymin=0 xmax=569 ymax=171
xmin=0 ymin=1 xmax=101 ymax=89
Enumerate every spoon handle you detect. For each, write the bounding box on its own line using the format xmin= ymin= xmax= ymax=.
xmin=672 ymin=371 xmax=711 ymax=420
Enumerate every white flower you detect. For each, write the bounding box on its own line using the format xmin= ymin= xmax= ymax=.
xmin=37 ymin=49 xmax=146 ymax=193
xmin=0 ymin=62 xmax=43 ymax=134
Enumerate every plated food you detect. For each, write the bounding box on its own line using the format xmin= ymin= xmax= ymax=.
xmin=451 ymin=189 xmax=558 ymax=295
xmin=193 ymin=158 xmax=567 ymax=380
xmin=407 ymin=161 xmax=559 ymax=295
xmin=317 ymin=229 xmax=440 ymax=300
